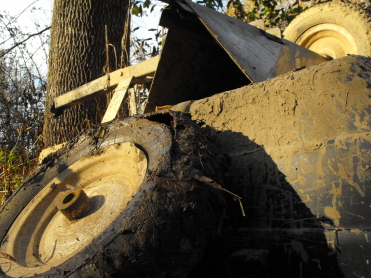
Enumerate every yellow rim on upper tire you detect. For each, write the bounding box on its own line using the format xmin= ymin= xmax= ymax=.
xmin=283 ymin=3 xmax=371 ymax=59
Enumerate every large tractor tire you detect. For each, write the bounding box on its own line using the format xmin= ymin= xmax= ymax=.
xmin=0 ymin=111 xmax=226 ymax=278
xmin=283 ymin=2 xmax=371 ymax=59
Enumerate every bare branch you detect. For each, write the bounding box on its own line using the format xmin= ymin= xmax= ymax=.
xmin=0 ymin=26 xmax=50 ymax=58
xmin=5 ymin=0 xmax=40 ymax=28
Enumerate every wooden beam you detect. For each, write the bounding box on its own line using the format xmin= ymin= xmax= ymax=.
xmin=101 ymin=77 xmax=132 ymax=123
xmin=54 ymin=55 xmax=159 ymax=110
xmin=128 ymin=88 xmax=137 ymax=116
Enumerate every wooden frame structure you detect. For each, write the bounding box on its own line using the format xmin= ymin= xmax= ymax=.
xmin=53 ymin=56 xmax=159 ymax=122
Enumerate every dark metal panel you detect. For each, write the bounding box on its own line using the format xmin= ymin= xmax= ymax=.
xmin=183 ymin=0 xmax=327 ymax=83
xmin=145 ymin=0 xmax=327 ymax=111
xmin=145 ymin=6 xmax=251 ymax=112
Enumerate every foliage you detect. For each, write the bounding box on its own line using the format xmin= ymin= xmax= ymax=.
xmin=226 ymin=0 xmax=371 ymax=31
xmin=0 ymin=135 xmax=37 ymax=205
xmin=226 ymin=0 xmax=308 ymax=30
xmin=0 ymin=9 xmax=48 ymax=151
xmin=131 ymin=26 xmax=164 ymax=63
xmin=0 ymin=10 xmax=48 ymax=204
xmin=0 ymin=56 xmax=45 ymax=150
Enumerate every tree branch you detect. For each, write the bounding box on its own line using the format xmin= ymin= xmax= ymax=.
xmin=0 ymin=26 xmax=51 ymax=58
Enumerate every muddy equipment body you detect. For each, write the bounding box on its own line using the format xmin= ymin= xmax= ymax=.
xmin=1 ymin=1 xmax=371 ymax=277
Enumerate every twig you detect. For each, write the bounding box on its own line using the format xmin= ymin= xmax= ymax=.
xmin=109 ymin=43 xmax=117 ymax=71
xmin=5 ymin=0 xmax=40 ymax=28
xmin=0 ymin=26 xmax=51 ymax=58
xmin=121 ymin=1 xmax=131 ymax=67
xmin=194 ymin=175 xmax=246 ymax=217
xmin=104 ymin=25 xmax=110 ymax=74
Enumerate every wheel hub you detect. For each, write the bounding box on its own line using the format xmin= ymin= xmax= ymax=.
xmin=0 ymin=142 xmax=147 ymax=277
xmin=57 ymin=189 xmax=92 ymax=221
xmin=295 ymin=23 xmax=357 ymax=59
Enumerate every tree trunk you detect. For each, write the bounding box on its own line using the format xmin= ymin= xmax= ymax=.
xmin=43 ymin=0 xmax=130 ymax=148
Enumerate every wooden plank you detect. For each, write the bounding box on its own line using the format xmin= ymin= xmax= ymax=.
xmin=54 ymin=55 xmax=159 ymax=109
xmin=101 ymin=77 xmax=132 ymax=123
xmin=128 ymin=88 xmax=137 ymax=116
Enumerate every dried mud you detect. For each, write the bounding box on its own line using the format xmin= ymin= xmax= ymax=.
xmin=173 ymin=55 xmax=371 ymax=152
xmin=173 ymin=55 xmax=371 ymax=277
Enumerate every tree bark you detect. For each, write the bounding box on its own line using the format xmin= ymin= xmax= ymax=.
xmin=43 ymin=0 xmax=130 ymax=148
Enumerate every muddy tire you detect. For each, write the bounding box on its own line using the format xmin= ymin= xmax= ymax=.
xmin=0 ymin=112 xmax=226 ymax=278
xmin=283 ymin=3 xmax=371 ymax=59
